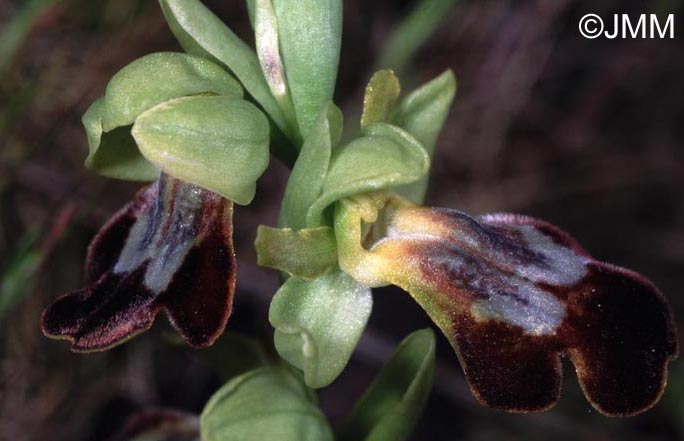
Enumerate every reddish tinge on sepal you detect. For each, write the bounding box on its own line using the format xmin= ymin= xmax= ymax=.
xmin=41 ymin=173 xmax=236 ymax=352
xmin=336 ymin=195 xmax=678 ymax=416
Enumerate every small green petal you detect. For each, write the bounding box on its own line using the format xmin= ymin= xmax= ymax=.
xmin=201 ymin=367 xmax=333 ymax=441
xmin=269 ymin=269 xmax=372 ymax=388
xmin=132 ymin=95 xmax=269 ymax=205
xmin=307 ymin=123 xmax=429 ymax=226
xmin=255 ymin=225 xmax=337 ymax=280
xmin=361 ymin=69 xmax=401 ymax=129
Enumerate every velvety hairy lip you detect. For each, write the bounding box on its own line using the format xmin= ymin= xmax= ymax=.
xmin=41 ymin=173 xmax=236 ymax=352
xmin=337 ymin=195 xmax=678 ymax=416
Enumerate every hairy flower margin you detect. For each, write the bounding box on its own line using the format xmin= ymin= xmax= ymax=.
xmin=335 ymin=193 xmax=678 ymax=416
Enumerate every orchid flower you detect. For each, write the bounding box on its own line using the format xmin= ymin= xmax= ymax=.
xmin=255 ymin=68 xmax=678 ymax=416
xmin=334 ymin=192 xmax=677 ymax=416
xmin=42 ymin=173 xmax=236 ymax=351
xmin=38 ymin=1 xmax=679 ymax=434
xmin=41 ymin=51 xmax=270 ymax=351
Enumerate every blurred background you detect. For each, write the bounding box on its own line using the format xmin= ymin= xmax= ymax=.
xmin=1 ymin=0 xmax=682 ymax=439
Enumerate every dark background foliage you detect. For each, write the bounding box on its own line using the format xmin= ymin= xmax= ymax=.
xmin=1 ymin=0 xmax=682 ymax=439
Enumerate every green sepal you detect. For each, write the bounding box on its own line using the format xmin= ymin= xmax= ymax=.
xmin=201 ymin=367 xmax=333 ymax=441
xmin=339 ymin=329 xmax=436 ymax=441
xmin=306 ymin=123 xmax=429 ymax=226
xmin=131 ymin=95 xmax=269 ymax=205
xmin=255 ymin=226 xmax=337 ymax=280
xmin=159 ymin=0 xmax=297 ymax=143
xmin=269 ymin=269 xmax=372 ymax=388
xmin=102 ymin=51 xmax=242 ymax=131
xmin=393 ymin=70 xmax=456 ymax=203
xmin=361 ymin=69 xmax=401 ymax=129
xmin=82 ymin=98 xmax=158 ymax=181
xmin=271 ymin=0 xmax=342 ymax=136
xmin=83 ymin=52 xmax=243 ymax=181
xmin=279 ymin=103 xmax=341 ymax=229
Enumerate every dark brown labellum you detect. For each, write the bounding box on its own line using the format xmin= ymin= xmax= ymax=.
xmin=41 ymin=173 xmax=236 ymax=352
xmin=343 ymin=197 xmax=678 ymax=416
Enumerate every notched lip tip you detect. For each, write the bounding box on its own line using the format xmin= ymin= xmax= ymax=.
xmin=41 ymin=319 xmax=156 ymax=354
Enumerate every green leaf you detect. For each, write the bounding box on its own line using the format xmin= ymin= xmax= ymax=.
xmin=0 ymin=230 xmax=41 ymax=320
xmin=271 ymin=0 xmax=342 ymax=136
xmin=361 ymin=70 xmax=401 ymax=129
xmin=393 ymin=70 xmax=456 ymax=203
xmin=269 ymin=269 xmax=372 ymax=388
xmin=306 ymin=123 xmax=429 ymax=226
xmin=376 ymin=0 xmax=458 ymax=73
xmin=132 ymin=95 xmax=269 ymax=205
xmin=255 ymin=226 xmax=337 ymax=280
xmin=201 ymin=367 xmax=333 ymax=441
xmin=339 ymin=329 xmax=436 ymax=441
xmin=279 ymin=103 xmax=340 ymax=229
xmin=82 ymin=98 xmax=158 ymax=181
xmin=102 ymin=51 xmax=242 ymax=131
xmin=159 ymin=0 xmax=296 ymax=142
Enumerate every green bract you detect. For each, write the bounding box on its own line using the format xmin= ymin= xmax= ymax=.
xmin=279 ymin=103 xmax=342 ymax=229
xmin=159 ymin=0 xmax=296 ymax=143
xmin=271 ymin=0 xmax=342 ymax=137
xmin=393 ymin=70 xmax=456 ymax=202
xmin=84 ymin=51 xmax=242 ymax=181
xmin=306 ymin=123 xmax=429 ymax=226
xmin=201 ymin=367 xmax=333 ymax=441
xmin=132 ymin=95 xmax=269 ymax=205
xmin=339 ymin=329 xmax=436 ymax=441
xmin=269 ymin=270 xmax=372 ymax=388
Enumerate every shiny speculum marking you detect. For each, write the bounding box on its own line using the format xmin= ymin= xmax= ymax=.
xmin=114 ymin=175 xmax=206 ymax=293
xmin=339 ymin=195 xmax=677 ymax=415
